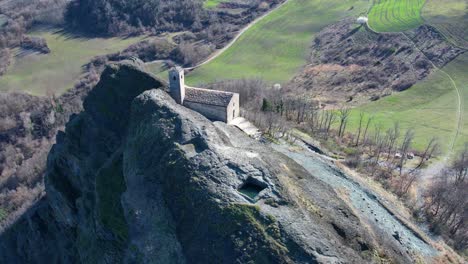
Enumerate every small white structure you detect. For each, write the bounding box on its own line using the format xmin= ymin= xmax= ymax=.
xmin=169 ymin=67 xmax=240 ymax=124
xmin=357 ymin=16 xmax=368 ymax=24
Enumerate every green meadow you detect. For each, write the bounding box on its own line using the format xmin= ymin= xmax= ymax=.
xmin=187 ymin=0 xmax=369 ymax=86
xmin=346 ymin=53 xmax=468 ymax=153
xmin=203 ymin=0 xmax=227 ymax=9
xmin=190 ymin=0 xmax=468 ymax=152
xmin=368 ymin=0 xmax=426 ymax=32
xmin=422 ymin=0 xmax=468 ymax=48
xmin=0 ymin=29 xmax=145 ymax=95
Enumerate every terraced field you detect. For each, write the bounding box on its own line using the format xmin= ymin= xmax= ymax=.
xmin=187 ymin=0 xmax=369 ymax=86
xmin=368 ymin=0 xmax=426 ymax=32
xmin=0 ymin=29 xmax=144 ymax=95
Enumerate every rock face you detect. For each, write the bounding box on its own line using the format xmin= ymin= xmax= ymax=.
xmin=1 ymin=61 xmax=401 ymax=263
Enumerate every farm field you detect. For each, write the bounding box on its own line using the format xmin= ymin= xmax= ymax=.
xmin=0 ymin=29 xmax=145 ymax=95
xmin=367 ymin=0 xmax=426 ymax=32
xmin=346 ymin=53 xmax=468 ymax=153
xmin=422 ymin=0 xmax=468 ymax=48
xmin=187 ymin=0 xmax=369 ymax=86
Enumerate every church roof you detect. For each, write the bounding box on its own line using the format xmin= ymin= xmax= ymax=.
xmin=184 ymin=87 xmax=235 ymax=107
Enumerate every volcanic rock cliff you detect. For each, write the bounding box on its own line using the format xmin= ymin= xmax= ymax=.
xmin=0 ymin=62 xmax=407 ymax=263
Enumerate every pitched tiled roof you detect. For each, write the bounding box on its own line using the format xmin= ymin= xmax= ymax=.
xmin=184 ymin=87 xmax=234 ymax=107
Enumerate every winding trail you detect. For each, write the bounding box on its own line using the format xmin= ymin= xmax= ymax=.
xmin=366 ymin=10 xmax=464 ymax=201
xmin=400 ymin=32 xmax=463 ymax=154
xmin=185 ymin=0 xmax=291 ymax=71
xmin=366 ymin=3 xmax=463 ymax=155
xmin=144 ymin=0 xmax=290 ymax=71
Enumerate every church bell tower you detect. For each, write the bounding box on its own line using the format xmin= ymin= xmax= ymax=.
xmin=169 ymin=66 xmax=185 ymax=104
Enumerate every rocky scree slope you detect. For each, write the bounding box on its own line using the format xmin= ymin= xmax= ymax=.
xmin=0 ymin=61 xmax=406 ymax=263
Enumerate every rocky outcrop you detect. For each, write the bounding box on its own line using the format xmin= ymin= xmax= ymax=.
xmin=0 ymin=61 xmax=403 ymax=263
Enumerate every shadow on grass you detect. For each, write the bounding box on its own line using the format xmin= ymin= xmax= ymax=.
xmin=29 ymin=25 xmax=145 ymax=41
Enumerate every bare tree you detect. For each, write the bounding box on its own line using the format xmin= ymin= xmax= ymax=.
xmin=410 ymin=137 xmax=439 ymax=173
xmin=452 ymin=144 xmax=468 ymax=183
xmin=337 ymin=108 xmax=350 ymax=138
xmin=324 ymin=111 xmax=337 ymax=138
xmin=422 ymin=146 xmax=468 ymax=250
xmin=354 ymin=112 xmax=365 ymax=146
xmin=361 ymin=115 xmax=373 ymax=146
xmin=385 ymin=122 xmax=400 ymax=161
xmin=398 ymin=129 xmax=414 ymax=176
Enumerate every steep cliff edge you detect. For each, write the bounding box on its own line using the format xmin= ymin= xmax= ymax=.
xmin=1 ymin=62 xmax=410 ymax=263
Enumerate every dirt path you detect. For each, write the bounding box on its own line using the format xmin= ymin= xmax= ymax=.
xmin=184 ymin=0 xmax=291 ymax=71
xmin=365 ymin=21 xmax=463 ymax=197
xmin=366 ymin=17 xmax=463 ymax=155
xmin=400 ymin=33 xmax=463 ymax=153
xmin=144 ymin=0 xmax=290 ymax=71
xmin=398 ymin=33 xmax=463 ymax=198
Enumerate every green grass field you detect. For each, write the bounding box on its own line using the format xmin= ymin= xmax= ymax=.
xmin=368 ymin=0 xmax=426 ymax=32
xmin=203 ymin=0 xmax=227 ymax=9
xmin=0 ymin=29 xmax=145 ymax=95
xmin=346 ymin=53 xmax=468 ymax=153
xmin=422 ymin=0 xmax=468 ymax=49
xmin=187 ymin=0 xmax=369 ymax=86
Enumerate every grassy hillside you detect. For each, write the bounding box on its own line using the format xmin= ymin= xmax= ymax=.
xmin=422 ymin=0 xmax=468 ymax=48
xmin=0 ymin=29 xmax=145 ymax=95
xmin=346 ymin=53 xmax=468 ymax=153
xmin=368 ymin=0 xmax=426 ymax=32
xmin=350 ymin=0 xmax=468 ymax=152
xmin=187 ymin=0 xmax=369 ymax=86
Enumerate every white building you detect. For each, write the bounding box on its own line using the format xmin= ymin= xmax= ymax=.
xmin=357 ymin=16 xmax=368 ymax=24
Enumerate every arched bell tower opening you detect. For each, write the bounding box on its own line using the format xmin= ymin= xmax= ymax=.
xmin=169 ymin=66 xmax=185 ymax=104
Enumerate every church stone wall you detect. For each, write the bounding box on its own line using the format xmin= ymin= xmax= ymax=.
xmin=184 ymin=101 xmax=227 ymax=122
xmin=226 ymin=94 xmax=239 ymax=124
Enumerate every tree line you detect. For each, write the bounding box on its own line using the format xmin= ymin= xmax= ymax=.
xmin=422 ymin=146 xmax=468 ymax=250
xmin=65 ymin=0 xmax=208 ymax=36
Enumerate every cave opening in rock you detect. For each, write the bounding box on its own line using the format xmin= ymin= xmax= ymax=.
xmin=238 ymin=178 xmax=267 ymax=201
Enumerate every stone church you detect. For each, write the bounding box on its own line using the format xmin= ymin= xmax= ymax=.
xmin=169 ymin=66 xmax=240 ymax=124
